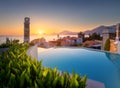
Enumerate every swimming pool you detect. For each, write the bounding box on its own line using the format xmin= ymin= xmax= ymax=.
xmin=38 ymin=48 xmax=120 ymax=88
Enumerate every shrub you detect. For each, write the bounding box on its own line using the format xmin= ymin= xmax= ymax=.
xmin=0 ymin=43 xmax=12 ymax=48
xmin=77 ymin=44 xmax=82 ymax=47
xmin=0 ymin=38 xmax=20 ymax=48
xmin=83 ymin=43 xmax=89 ymax=47
xmin=0 ymin=43 xmax=87 ymax=88
xmin=104 ymin=38 xmax=110 ymax=51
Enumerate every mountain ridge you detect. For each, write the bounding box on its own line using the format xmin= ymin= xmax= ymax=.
xmin=59 ymin=30 xmax=78 ymax=35
xmin=58 ymin=24 xmax=116 ymax=35
xmin=84 ymin=25 xmax=116 ymax=35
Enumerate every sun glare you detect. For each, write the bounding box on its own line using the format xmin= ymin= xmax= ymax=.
xmin=38 ymin=30 xmax=43 ymax=35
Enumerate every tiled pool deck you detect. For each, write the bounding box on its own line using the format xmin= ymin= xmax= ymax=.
xmin=86 ymin=79 xmax=105 ymax=88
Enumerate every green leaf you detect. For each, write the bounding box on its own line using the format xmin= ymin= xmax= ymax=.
xmin=11 ymin=67 xmax=20 ymax=74
xmin=33 ymin=64 xmax=37 ymax=73
xmin=6 ymin=70 xmax=11 ymax=78
xmin=20 ymin=70 xmax=26 ymax=87
xmin=60 ymin=76 xmax=64 ymax=86
xmin=34 ymin=81 xmax=39 ymax=88
xmin=74 ymin=78 xmax=79 ymax=87
xmin=10 ymin=51 xmax=16 ymax=58
xmin=17 ymin=50 xmax=26 ymax=58
xmin=8 ymin=73 xmax=16 ymax=87
xmin=53 ymin=77 xmax=58 ymax=87
xmin=43 ymin=70 xmax=48 ymax=77
xmin=53 ymin=67 xmax=57 ymax=73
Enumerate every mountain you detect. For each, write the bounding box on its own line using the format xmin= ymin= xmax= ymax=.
xmin=59 ymin=30 xmax=78 ymax=35
xmin=84 ymin=25 xmax=116 ymax=35
xmin=54 ymin=24 xmax=116 ymax=35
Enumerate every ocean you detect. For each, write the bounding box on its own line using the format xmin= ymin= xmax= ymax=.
xmin=0 ymin=35 xmax=77 ymax=44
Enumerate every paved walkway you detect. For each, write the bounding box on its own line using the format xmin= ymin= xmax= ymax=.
xmin=86 ymin=79 xmax=105 ymax=88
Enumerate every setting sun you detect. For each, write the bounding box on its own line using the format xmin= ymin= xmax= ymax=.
xmin=38 ymin=30 xmax=44 ymax=35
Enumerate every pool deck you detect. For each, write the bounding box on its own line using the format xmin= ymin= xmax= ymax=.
xmin=86 ymin=79 xmax=105 ymax=88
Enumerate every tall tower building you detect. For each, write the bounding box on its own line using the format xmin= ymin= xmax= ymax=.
xmin=116 ymin=23 xmax=120 ymax=41
xmin=24 ymin=17 xmax=30 ymax=43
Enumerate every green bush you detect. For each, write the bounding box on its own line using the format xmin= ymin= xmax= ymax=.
xmin=77 ymin=44 xmax=82 ymax=47
xmin=0 ymin=38 xmax=20 ymax=48
xmin=0 ymin=44 xmax=87 ymax=88
xmin=104 ymin=38 xmax=110 ymax=51
xmin=0 ymin=43 xmax=12 ymax=48
xmin=83 ymin=43 xmax=89 ymax=47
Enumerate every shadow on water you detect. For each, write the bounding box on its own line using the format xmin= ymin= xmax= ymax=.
xmin=105 ymin=52 xmax=120 ymax=71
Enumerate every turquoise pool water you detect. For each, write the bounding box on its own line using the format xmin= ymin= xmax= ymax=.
xmin=38 ymin=48 xmax=120 ymax=88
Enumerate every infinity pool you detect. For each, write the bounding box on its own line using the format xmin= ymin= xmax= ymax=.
xmin=38 ymin=48 xmax=120 ymax=88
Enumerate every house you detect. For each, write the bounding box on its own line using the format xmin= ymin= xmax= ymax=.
xmin=76 ymin=38 xmax=83 ymax=44
xmin=31 ymin=38 xmax=49 ymax=48
xmin=48 ymin=41 xmax=58 ymax=47
xmin=82 ymin=40 xmax=101 ymax=48
xmin=59 ymin=36 xmax=83 ymax=46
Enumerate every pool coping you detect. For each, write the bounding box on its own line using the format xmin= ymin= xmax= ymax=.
xmin=40 ymin=46 xmax=120 ymax=55
xmin=86 ymin=79 xmax=105 ymax=88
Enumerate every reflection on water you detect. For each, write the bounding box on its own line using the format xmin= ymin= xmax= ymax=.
xmin=105 ymin=52 xmax=120 ymax=83
xmin=105 ymin=52 xmax=120 ymax=70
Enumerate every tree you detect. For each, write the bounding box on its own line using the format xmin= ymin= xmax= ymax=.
xmin=104 ymin=38 xmax=110 ymax=51
xmin=78 ymin=32 xmax=85 ymax=42
xmin=78 ymin=32 xmax=84 ymax=38
xmin=6 ymin=37 xmax=11 ymax=44
xmin=89 ymin=33 xmax=102 ymax=40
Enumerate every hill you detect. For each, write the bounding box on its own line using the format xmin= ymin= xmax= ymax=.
xmin=84 ymin=25 xmax=116 ymax=35
xmin=56 ymin=24 xmax=116 ymax=35
xmin=59 ymin=30 xmax=78 ymax=35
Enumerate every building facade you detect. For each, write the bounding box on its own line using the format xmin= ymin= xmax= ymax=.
xmin=24 ymin=17 xmax=30 ymax=43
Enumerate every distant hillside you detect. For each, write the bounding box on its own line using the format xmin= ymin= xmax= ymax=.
xmin=57 ymin=25 xmax=116 ymax=35
xmin=59 ymin=30 xmax=78 ymax=35
xmin=84 ymin=25 xmax=116 ymax=35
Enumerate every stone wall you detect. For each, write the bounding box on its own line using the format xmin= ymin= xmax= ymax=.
xmin=27 ymin=45 xmax=38 ymax=59
xmin=110 ymin=40 xmax=120 ymax=54
xmin=102 ymin=29 xmax=109 ymax=50
xmin=117 ymin=41 xmax=120 ymax=54
xmin=110 ymin=39 xmax=117 ymax=53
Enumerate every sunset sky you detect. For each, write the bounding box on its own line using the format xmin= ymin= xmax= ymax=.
xmin=0 ymin=0 xmax=120 ymax=35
